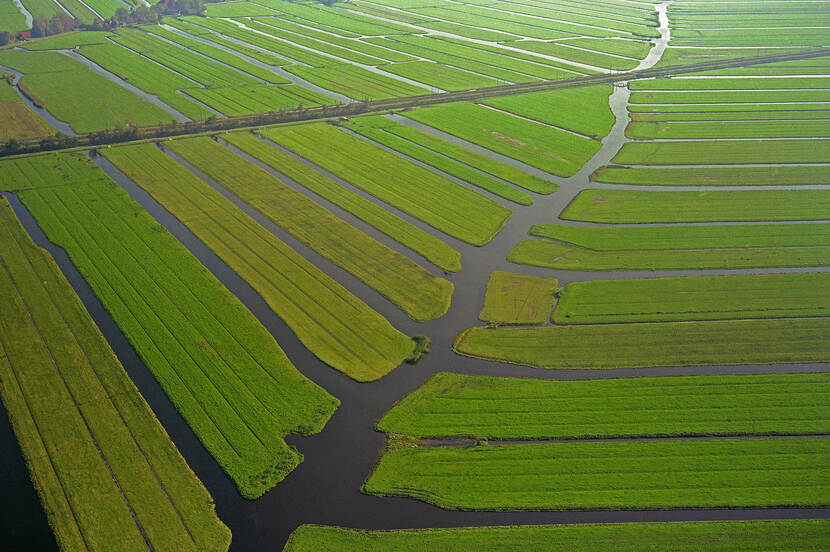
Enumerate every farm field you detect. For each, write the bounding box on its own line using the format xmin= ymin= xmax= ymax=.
xmin=165 ymin=136 xmax=453 ymax=321
xmin=592 ymin=166 xmax=830 ymax=187
xmin=627 ymin=120 xmax=830 ymax=139
xmin=510 ymin=223 xmax=830 ymax=271
xmin=285 ymin=63 xmax=429 ymax=100
xmin=283 ymin=520 xmax=830 ymax=551
xmin=0 ymin=152 xmax=339 ymax=500
xmin=612 ymin=139 xmax=830 ymax=165
xmin=478 ymin=271 xmax=558 ymax=325
xmin=377 ymin=371 xmax=830 ymax=440
xmin=262 ymin=122 xmax=512 ymax=246
xmin=0 ymin=197 xmax=231 ymax=552
xmin=0 ymin=77 xmax=49 ymax=141
xmin=364 ymin=437 xmax=830 ymax=510
xmin=101 ymin=142 xmax=415 ymax=381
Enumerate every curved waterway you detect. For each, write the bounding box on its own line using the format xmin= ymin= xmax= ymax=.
xmin=2 ymin=2 xmax=830 ymax=550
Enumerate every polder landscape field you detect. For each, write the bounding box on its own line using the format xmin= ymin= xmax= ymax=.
xmin=0 ymin=0 xmax=828 ymax=550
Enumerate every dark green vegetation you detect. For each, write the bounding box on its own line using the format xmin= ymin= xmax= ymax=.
xmin=221 ymin=131 xmax=463 ymax=272
xmin=262 ymin=123 xmax=512 ymax=246
xmin=377 ymin=371 xmax=830 ymax=440
xmin=593 ymin=166 xmax=830 ymax=187
xmin=102 ymin=143 xmax=414 ymax=381
xmin=165 ymin=136 xmax=453 ymax=321
xmin=510 ymin=223 xmax=830 ymax=270
xmin=364 ymin=438 xmax=830 ymax=510
xmin=0 ymin=196 xmax=231 ymax=551
xmin=478 ymin=271 xmax=558 ymax=325
xmin=555 ymin=273 xmax=830 ymax=324
xmin=0 ymin=152 xmax=338 ymax=499
xmin=562 ymin=189 xmax=830 ymax=223
xmin=455 ymin=318 xmax=830 ymax=369
xmin=284 ymin=520 xmax=830 ymax=551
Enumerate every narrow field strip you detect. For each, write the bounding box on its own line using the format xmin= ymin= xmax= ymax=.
xmin=454 ymin=318 xmax=830 ymax=369
xmin=478 ymin=271 xmax=558 ymax=325
xmin=510 ymin=223 xmax=830 ymax=271
xmin=554 ymin=273 xmax=830 ymax=324
xmin=101 ymin=143 xmax=414 ymax=381
xmin=379 ymin=371 xmax=830 ymax=440
xmin=165 ymin=136 xmax=453 ymax=321
xmin=262 ymin=122 xmax=512 ymax=246
xmin=592 ymin=165 xmax=830 ymax=187
xmin=283 ymin=520 xmax=830 ymax=551
xmin=220 ymin=131 xmax=462 ymax=272
xmin=1 ymin=153 xmax=338 ymax=499
xmin=612 ymin=139 xmax=830 ymax=166
xmin=0 ymin=196 xmax=231 ymax=551
xmin=627 ymin=119 xmax=830 ymax=139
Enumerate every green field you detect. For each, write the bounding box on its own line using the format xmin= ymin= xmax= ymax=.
xmin=0 ymin=0 xmax=28 ymax=33
xmin=364 ymin=438 xmax=830 ymax=510
xmin=221 ymin=131 xmax=462 ymax=272
xmin=630 ymin=77 xmax=830 ymax=91
xmin=166 ymin=136 xmax=453 ymax=321
xmin=0 ymin=197 xmax=231 ymax=551
xmin=630 ymin=108 xmax=830 ymax=122
xmin=380 ymin=61 xmax=503 ymax=91
xmin=510 ymin=223 xmax=830 ymax=271
xmin=627 ymin=120 xmax=830 ymax=139
xmin=0 ymin=77 xmax=49 ymax=142
xmin=285 ymin=63 xmax=429 ymax=100
xmin=102 ymin=143 xmax=414 ymax=381
xmin=554 ymin=273 xmax=830 ymax=324
xmin=613 ymin=139 xmax=830 ymax=165
xmin=630 ymin=90 xmax=830 ymax=104
xmin=511 ymin=41 xmax=641 ymax=70
xmin=592 ymin=165 xmax=830 ymax=186
xmin=454 ymin=318 xmax=830 ymax=369
xmin=185 ymin=84 xmax=333 ymax=117
xmin=478 ymin=271 xmax=558 ymax=325
xmin=262 ymin=123 xmax=512 ymax=246
xmin=562 ymin=189 xmax=830 ymax=223
xmin=283 ymin=520 xmax=830 ymax=552
xmin=404 ymin=102 xmax=602 ymax=177
xmin=378 ymin=371 xmax=830 ymax=440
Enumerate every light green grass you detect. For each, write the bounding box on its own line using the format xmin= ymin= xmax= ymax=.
xmin=454 ymin=318 xmax=830 ymax=369
xmin=555 ymin=273 xmax=830 ymax=324
xmin=478 ymin=271 xmax=558 ymax=325
xmin=380 ymin=61 xmax=503 ymax=91
xmin=511 ymin=41 xmax=641 ymax=70
xmin=285 ymin=63 xmax=429 ymax=100
xmin=166 ymin=136 xmax=452 ymax=321
xmin=221 ymin=131 xmax=462 ymax=272
xmin=102 ymin=143 xmax=414 ymax=381
xmin=630 ymin=90 xmax=830 ymax=104
xmin=377 ymin=371 xmax=830 ymax=439
xmin=364 ymin=438 xmax=830 ymax=510
xmin=184 ymin=84 xmax=332 ymax=117
xmin=627 ymin=120 xmax=830 ymax=139
xmin=630 ymin=109 xmax=830 ymax=122
xmin=20 ymin=31 xmax=112 ymax=50
xmin=283 ymin=520 xmax=830 ymax=552
xmin=0 ymin=196 xmax=231 ymax=552
xmin=592 ymin=165 xmax=830 ymax=186
xmin=630 ymin=77 xmax=830 ymax=91
xmin=262 ymin=123 xmax=512 ymax=246
xmin=613 ymin=139 xmax=830 ymax=165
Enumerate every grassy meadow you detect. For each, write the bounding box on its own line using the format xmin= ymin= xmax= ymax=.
xmin=478 ymin=271 xmax=558 ymax=325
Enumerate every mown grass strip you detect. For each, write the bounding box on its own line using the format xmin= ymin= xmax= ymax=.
xmin=221 ymin=131 xmax=462 ymax=272
xmin=262 ymin=123 xmax=512 ymax=246
xmin=102 ymin=143 xmax=414 ymax=381
xmin=364 ymin=437 xmax=830 ymax=510
xmin=592 ymin=165 xmax=830 ymax=186
xmin=378 ymin=371 xmax=830 ymax=439
xmin=454 ymin=318 xmax=830 ymax=369
xmin=283 ymin=520 xmax=830 ymax=552
xmin=166 ymin=136 xmax=453 ymax=321
xmin=0 ymin=196 xmax=231 ymax=551
xmin=479 ymin=271 xmax=558 ymax=325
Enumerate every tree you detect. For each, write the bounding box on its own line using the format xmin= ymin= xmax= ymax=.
xmin=31 ymin=15 xmax=48 ymax=38
xmin=0 ymin=32 xmax=10 ymax=46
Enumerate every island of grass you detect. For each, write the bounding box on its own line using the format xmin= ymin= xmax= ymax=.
xmin=0 ymin=153 xmax=339 ymax=499
xmin=0 ymin=197 xmax=230 ymax=551
xmin=283 ymin=520 xmax=830 ymax=551
xmin=478 ymin=271 xmax=558 ymax=325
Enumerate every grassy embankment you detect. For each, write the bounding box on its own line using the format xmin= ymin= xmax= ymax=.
xmin=102 ymin=143 xmax=415 ymax=381
xmin=1 ymin=152 xmax=338 ymax=499
xmin=478 ymin=271 xmax=558 ymax=325
xmin=0 ymin=196 xmax=231 ymax=551
xmin=166 ymin=136 xmax=453 ymax=321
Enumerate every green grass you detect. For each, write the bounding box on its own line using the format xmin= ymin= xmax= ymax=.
xmin=221 ymin=131 xmax=462 ymax=272
xmin=630 ymin=108 xmax=830 ymax=122
xmin=20 ymin=31 xmax=112 ymax=50
xmin=627 ymin=120 xmax=830 ymax=139
xmin=283 ymin=520 xmax=830 ymax=552
xmin=102 ymin=143 xmax=414 ymax=381
xmin=0 ymin=196 xmax=231 ymax=552
xmin=0 ymin=0 xmax=28 ymax=32
xmin=592 ymin=165 xmax=830 ymax=186
xmin=454 ymin=318 xmax=830 ymax=369
xmin=563 ymin=38 xmax=653 ymax=59
xmin=380 ymin=61 xmax=504 ymax=91
xmin=404 ymin=102 xmax=602 ymax=177
xmin=342 ymin=116 xmax=534 ymax=205
xmin=509 ymin=223 xmax=830 ymax=271
xmin=364 ymin=437 xmax=830 ymax=510
xmin=562 ymin=189 xmax=830 ymax=223
xmin=3 ymin=153 xmax=340 ymax=499
xmin=511 ymin=41 xmax=641 ymax=70
xmin=161 ymin=18 xmax=290 ymax=65
xmin=630 ymin=77 xmax=830 ymax=91
xmin=555 ymin=273 xmax=830 ymax=324
xmin=0 ymin=79 xmax=49 ymax=141
xmin=479 ymin=271 xmax=558 ymax=325
xmin=377 ymin=371 xmax=830 ymax=439
xmin=253 ymin=0 xmax=413 ymax=36
xmin=166 ymin=136 xmax=453 ymax=321
xmin=630 ymin=90 xmax=830 ymax=104
xmin=285 ymin=63 xmax=429 ymax=100
xmin=613 ymin=139 xmax=830 ymax=165
xmin=481 ymin=86 xmax=615 ymax=138
xmin=184 ymin=84 xmax=333 ymax=117
xmin=262 ymin=123 xmax=512 ymax=246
